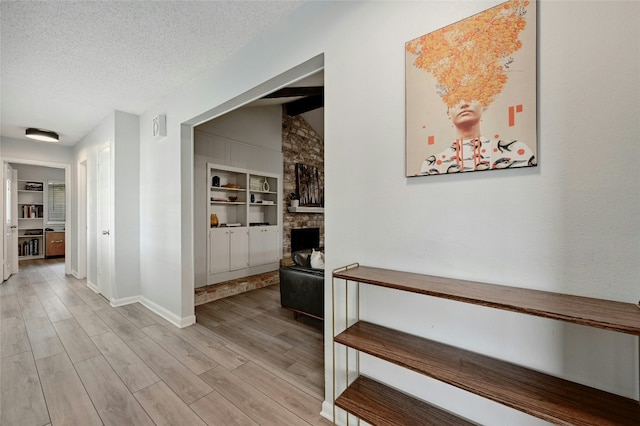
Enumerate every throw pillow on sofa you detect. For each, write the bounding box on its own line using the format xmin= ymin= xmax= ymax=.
xmin=292 ymin=250 xmax=311 ymax=267
xmin=310 ymin=249 xmax=325 ymax=269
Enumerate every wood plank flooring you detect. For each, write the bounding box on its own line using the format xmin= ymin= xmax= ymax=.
xmin=0 ymin=259 xmax=328 ymax=426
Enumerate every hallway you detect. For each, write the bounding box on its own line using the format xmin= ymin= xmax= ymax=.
xmin=0 ymin=259 xmax=327 ymax=425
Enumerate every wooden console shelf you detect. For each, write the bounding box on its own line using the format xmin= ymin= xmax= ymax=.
xmin=335 ymin=375 xmax=474 ymax=426
xmin=332 ymin=265 xmax=640 ymax=425
xmin=333 ymin=266 xmax=640 ymax=336
xmin=336 ymin=321 xmax=640 ymax=425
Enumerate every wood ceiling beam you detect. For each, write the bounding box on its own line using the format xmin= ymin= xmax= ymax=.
xmin=265 ymin=86 xmax=323 ymax=98
xmin=284 ymin=94 xmax=324 ymax=116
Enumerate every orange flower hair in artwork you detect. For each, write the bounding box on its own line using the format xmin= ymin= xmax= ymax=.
xmin=406 ymin=0 xmax=529 ymax=109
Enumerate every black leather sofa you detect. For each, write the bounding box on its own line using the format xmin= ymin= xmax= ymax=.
xmin=279 ymin=249 xmax=324 ymax=320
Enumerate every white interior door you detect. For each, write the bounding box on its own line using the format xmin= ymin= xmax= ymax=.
xmin=97 ymin=145 xmax=112 ymax=300
xmin=3 ymin=164 xmax=18 ymax=280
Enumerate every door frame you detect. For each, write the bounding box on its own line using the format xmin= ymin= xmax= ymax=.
xmin=1 ymin=157 xmax=71 ymax=275
xmin=3 ymin=163 xmax=18 ymax=279
xmin=76 ymin=159 xmax=88 ymax=279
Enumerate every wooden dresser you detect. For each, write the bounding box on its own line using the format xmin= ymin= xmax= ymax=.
xmin=45 ymin=231 xmax=65 ymax=257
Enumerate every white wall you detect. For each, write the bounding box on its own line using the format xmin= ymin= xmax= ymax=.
xmin=1 ymin=138 xmax=73 ymax=165
xmin=9 ymin=163 xmax=65 ymax=183
xmin=112 ymin=111 xmax=140 ymax=300
xmin=138 ymin=1 xmax=640 ymax=424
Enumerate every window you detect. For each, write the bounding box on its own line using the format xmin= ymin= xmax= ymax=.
xmin=47 ymin=182 xmax=65 ymax=223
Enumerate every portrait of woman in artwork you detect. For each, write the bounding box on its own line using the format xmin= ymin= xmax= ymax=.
xmin=405 ymin=0 xmax=537 ymax=177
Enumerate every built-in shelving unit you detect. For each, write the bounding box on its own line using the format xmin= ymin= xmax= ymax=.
xmin=207 ymin=163 xmax=281 ymax=285
xmin=332 ymin=265 xmax=640 ymax=425
xmin=17 ymin=180 xmax=45 ymax=259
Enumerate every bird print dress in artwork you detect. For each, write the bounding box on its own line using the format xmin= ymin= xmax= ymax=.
xmin=419 ymin=137 xmax=536 ymax=175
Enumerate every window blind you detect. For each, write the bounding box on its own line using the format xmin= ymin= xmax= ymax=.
xmin=48 ymin=182 xmax=65 ymax=223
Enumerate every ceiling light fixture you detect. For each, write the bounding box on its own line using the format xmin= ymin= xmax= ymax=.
xmin=25 ymin=128 xmax=59 ymax=143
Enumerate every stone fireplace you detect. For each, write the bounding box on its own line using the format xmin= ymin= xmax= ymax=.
xmin=282 ymin=112 xmax=324 ymax=258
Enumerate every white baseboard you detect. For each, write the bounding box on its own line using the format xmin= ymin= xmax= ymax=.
xmin=72 ymin=270 xmax=86 ymax=280
xmin=110 ymin=295 xmax=139 ymax=307
xmin=87 ymin=280 xmax=99 ymax=293
xmin=321 ymin=401 xmax=334 ymax=423
xmin=322 ymin=401 xmax=356 ymax=426
xmin=109 ymin=294 xmax=195 ymax=328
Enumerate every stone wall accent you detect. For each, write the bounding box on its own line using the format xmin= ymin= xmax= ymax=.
xmin=282 ymin=112 xmax=324 ymax=258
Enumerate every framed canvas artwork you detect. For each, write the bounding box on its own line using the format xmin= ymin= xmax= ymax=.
xmin=295 ymin=163 xmax=322 ymax=206
xmin=406 ymin=0 xmax=537 ymax=177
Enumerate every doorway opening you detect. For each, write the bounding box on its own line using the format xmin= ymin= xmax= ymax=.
xmin=180 ymin=54 xmax=325 ymax=313
xmin=174 ymin=54 xmax=326 ymax=411
xmin=1 ymin=158 xmax=71 ymax=279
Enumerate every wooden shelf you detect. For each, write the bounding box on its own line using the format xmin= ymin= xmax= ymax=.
xmin=287 ymin=206 xmax=324 ymax=213
xmin=333 ymin=266 xmax=640 ymax=336
xmin=335 ymin=376 xmax=474 ymax=426
xmin=211 ymin=186 xmax=244 ymax=191
xmin=210 ymin=201 xmax=245 ymax=205
xmin=249 ymin=189 xmax=277 ymax=194
xmin=332 ymin=265 xmax=640 ymax=425
xmin=336 ymin=321 xmax=640 ymax=426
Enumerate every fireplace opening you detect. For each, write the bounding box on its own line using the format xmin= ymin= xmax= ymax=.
xmin=291 ymin=227 xmax=320 ymax=253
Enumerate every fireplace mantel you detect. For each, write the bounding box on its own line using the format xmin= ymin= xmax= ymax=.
xmin=288 ymin=206 xmax=324 ymax=213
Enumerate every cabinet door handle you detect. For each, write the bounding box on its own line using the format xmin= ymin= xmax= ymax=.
xmin=102 ymin=230 xmax=110 ymax=235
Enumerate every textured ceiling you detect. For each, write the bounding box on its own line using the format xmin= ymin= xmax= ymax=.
xmin=0 ymin=0 xmax=305 ymax=146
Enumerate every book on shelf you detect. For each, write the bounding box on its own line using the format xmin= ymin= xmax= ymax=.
xmin=19 ymin=238 xmax=39 ymax=256
xmin=24 ymin=182 xmax=43 ymax=191
xmin=22 ymin=204 xmax=42 ymax=218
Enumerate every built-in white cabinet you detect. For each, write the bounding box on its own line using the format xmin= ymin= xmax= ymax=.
xmin=249 ymin=226 xmax=279 ymax=267
xmin=209 ymin=227 xmax=249 ymax=274
xmin=207 ymin=163 xmax=281 ymax=285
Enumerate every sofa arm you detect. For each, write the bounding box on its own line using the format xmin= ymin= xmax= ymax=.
xmin=279 ymin=266 xmax=325 ymax=320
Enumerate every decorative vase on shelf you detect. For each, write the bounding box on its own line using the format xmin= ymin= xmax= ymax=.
xmin=210 ymin=213 xmax=219 ymax=228
xmin=262 ymin=178 xmax=270 ymax=192
xmin=290 ymin=199 xmax=299 ymax=208
xmin=212 ymin=176 xmax=220 ymax=187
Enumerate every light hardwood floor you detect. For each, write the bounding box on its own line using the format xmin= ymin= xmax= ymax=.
xmin=0 ymin=258 xmax=329 ymax=426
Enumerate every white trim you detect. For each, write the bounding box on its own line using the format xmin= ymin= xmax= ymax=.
xmin=321 ymin=401 xmax=334 ymax=423
xmin=87 ymin=280 xmax=99 ymax=293
xmin=76 ymin=158 xmax=88 ymax=279
xmin=139 ymin=296 xmax=196 ymax=328
xmin=109 ymin=294 xmax=196 ymax=328
xmin=110 ymin=295 xmax=139 ymax=307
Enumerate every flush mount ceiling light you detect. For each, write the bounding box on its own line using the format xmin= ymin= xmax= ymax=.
xmin=25 ymin=128 xmax=59 ymax=143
